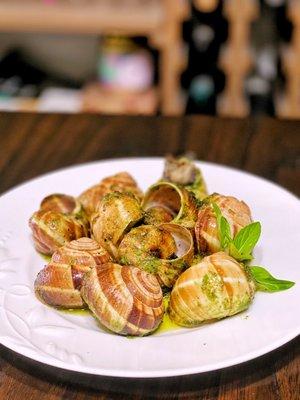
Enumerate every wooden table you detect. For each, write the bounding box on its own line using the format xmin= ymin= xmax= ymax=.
xmin=0 ymin=112 xmax=299 ymax=399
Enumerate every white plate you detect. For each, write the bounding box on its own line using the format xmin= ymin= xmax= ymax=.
xmin=0 ymin=158 xmax=299 ymax=378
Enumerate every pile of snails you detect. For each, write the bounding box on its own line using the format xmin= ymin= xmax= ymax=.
xmin=30 ymin=156 xmax=257 ymax=336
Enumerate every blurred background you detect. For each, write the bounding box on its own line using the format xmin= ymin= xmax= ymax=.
xmin=0 ymin=0 xmax=298 ymax=118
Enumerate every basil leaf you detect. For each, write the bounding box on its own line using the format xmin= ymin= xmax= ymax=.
xmin=212 ymin=203 xmax=231 ymax=250
xmin=251 ymin=266 xmax=295 ymax=292
xmin=228 ymin=242 xmax=253 ymax=261
xmin=220 ymin=216 xmax=231 ymax=249
xmin=212 ymin=202 xmax=222 ymax=220
xmin=232 ymin=222 xmax=261 ymax=259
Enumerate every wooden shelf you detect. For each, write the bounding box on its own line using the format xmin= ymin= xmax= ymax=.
xmin=0 ymin=0 xmax=189 ymax=115
xmin=0 ymin=1 xmax=164 ymax=35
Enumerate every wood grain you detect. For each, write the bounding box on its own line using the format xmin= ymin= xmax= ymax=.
xmin=0 ymin=111 xmax=299 ymax=400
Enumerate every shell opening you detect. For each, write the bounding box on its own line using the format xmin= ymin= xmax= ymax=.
xmin=142 ymin=183 xmax=184 ymax=221
xmin=160 ymin=224 xmax=193 ymax=259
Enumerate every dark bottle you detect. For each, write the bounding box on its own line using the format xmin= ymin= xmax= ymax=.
xmin=183 ymin=1 xmax=227 ymax=114
xmin=246 ymin=74 xmax=275 ymax=116
xmin=186 ymin=74 xmax=216 ymax=114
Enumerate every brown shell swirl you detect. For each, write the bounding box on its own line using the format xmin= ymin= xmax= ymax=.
xmin=29 ymin=209 xmax=89 ymax=255
xmin=169 ymin=252 xmax=256 ymax=327
xmin=78 ymin=172 xmax=143 ymax=217
xmin=195 ymin=194 xmax=252 ymax=255
xmin=34 ymin=238 xmax=111 ymax=309
xmin=81 ymin=263 xmax=164 ymax=336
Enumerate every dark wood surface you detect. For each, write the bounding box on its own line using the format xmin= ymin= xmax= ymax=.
xmin=0 ymin=112 xmax=299 ymax=400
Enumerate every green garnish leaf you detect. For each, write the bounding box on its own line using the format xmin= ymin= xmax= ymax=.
xmin=212 ymin=202 xmax=260 ymax=260
xmin=228 ymin=242 xmax=253 ymax=261
xmin=212 ymin=203 xmax=231 ymax=250
xmin=211 ymin=203 xmax=295 ymax=293
xmin=232 ymin=222 xmax=261 ymax=259
xmin=220 ymin=216 xmax=231 ymax=249
xmin=251 ymin=266 xmax=295 ymax=292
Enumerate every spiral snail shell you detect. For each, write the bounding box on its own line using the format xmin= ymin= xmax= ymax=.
xmin=118 ymin=223 xmax=194 ymax=288
xmin=78 ymin=172 xmax=143 ymax=217
xmin=81 ymin=263 xmax=164 ymax=336
xmin=35 ymin=238 xmax=111 ymax=308
xmin=29 ymin=209 xmax=89 ymax=256
xmin=169 ymin=252 xmax=255 ymax=327
xmin=195 ymin=194 xmax=252 ymax=255
xmin=91 ymin=191 xmax=143 ymax=258
xmin=142 ymin=182 xmax=198 ymax=229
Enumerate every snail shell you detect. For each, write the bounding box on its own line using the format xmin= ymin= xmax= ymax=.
xmin=29 ymin=209 xmax=89 ymax=255
xmin=169 ymin=252 xmax=255 ymax=327
xmin=81 ymin=263 xmax=164 ymax=336
xmin=162 ymin=156 xmax=208 ymax=201
xmin=195 ymin=194 xmax=252 ymax=254
xmin=40 ymin=193 xmax=80 ymax=214
xmin=118 ymin=223 xmax=194 ymax=288
xmin=142 ymin=182 xmax=198 ymax=229
xmin=78 ymin=172 xmax=143 ymax=217
xmin=35 ymin=238 xmax=111 ymax=308
xmin=91 ymin=191 xmax=143 ymax=258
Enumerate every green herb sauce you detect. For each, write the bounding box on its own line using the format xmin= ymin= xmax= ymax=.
xmin=155 ymin=294 xmax=181 ymax=334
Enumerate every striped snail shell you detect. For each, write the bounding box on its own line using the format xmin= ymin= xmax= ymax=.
xmin=118 ymin=223 xmax=194 ymax=288
xmin=142 ymin=182 xmax=198 ymax=229
xmin=35 ymin=238 xmax=111 ymax=309
xmin=195 ymin=194 xmax=252 ymax=255
xmin=81 ymin=263 xmax=164 ymax=336
xmin=169 ymin=252 xmax=256 ymax=327
xmin=91 ymin=191 xmax=143 ymax=258
xmin=40 ymin=193 xmax=80 ymax=214
xmin=29 ymin=209 xmax=89 ymax=256
xmin=78 ymin=172 xmax=143 ymax=217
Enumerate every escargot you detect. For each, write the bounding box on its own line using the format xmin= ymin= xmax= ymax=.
xmin=142 ymin=182 xmax=198 ymax=229
xmin=29 ymin=209 xmax=89 ymax=256
xmin=40 ymin=193 xmax=80 ymax=214
xmin=81 ymin=263 xmax=164 ymax=336
xmin=35 ymin=238 xmax=111 ymax=309
xmin=162 ymin=155 xmax=208 ymax=201
xmin=169 ymin=252 xmax=255 ymax=327
xmin=91 ymin=191 xmax=143 ymax=258
xmin=118 ymin=223 xmax=194 ymax=288
xmin=195 ymin=193 xmax=252 ymax=255
xmin=78 ymin=172 xmax=143 ymax=217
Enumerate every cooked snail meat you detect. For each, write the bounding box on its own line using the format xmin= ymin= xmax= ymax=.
xmin=118 ymin=223 xmax=194 ymax=288
xmin=162 ymin=156 xmax=208 ymax=201
xmin=169 ymin=252 xmax=255 ymax=327
xmin=118 ymin=225 xmax=177 ymax=270
xmin=81 ymin=263 xmax=164 ymax=336
xmin=144 ymin=206 xmax=174 ymax=225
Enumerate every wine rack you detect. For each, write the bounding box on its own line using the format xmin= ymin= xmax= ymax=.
xmin=277 ymin=0 xmax=300 ymax=118
xmin=217 ymin=0 xmax=259 ymax=117
xmin=0 ymin=0 xmax=299 ymax=117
